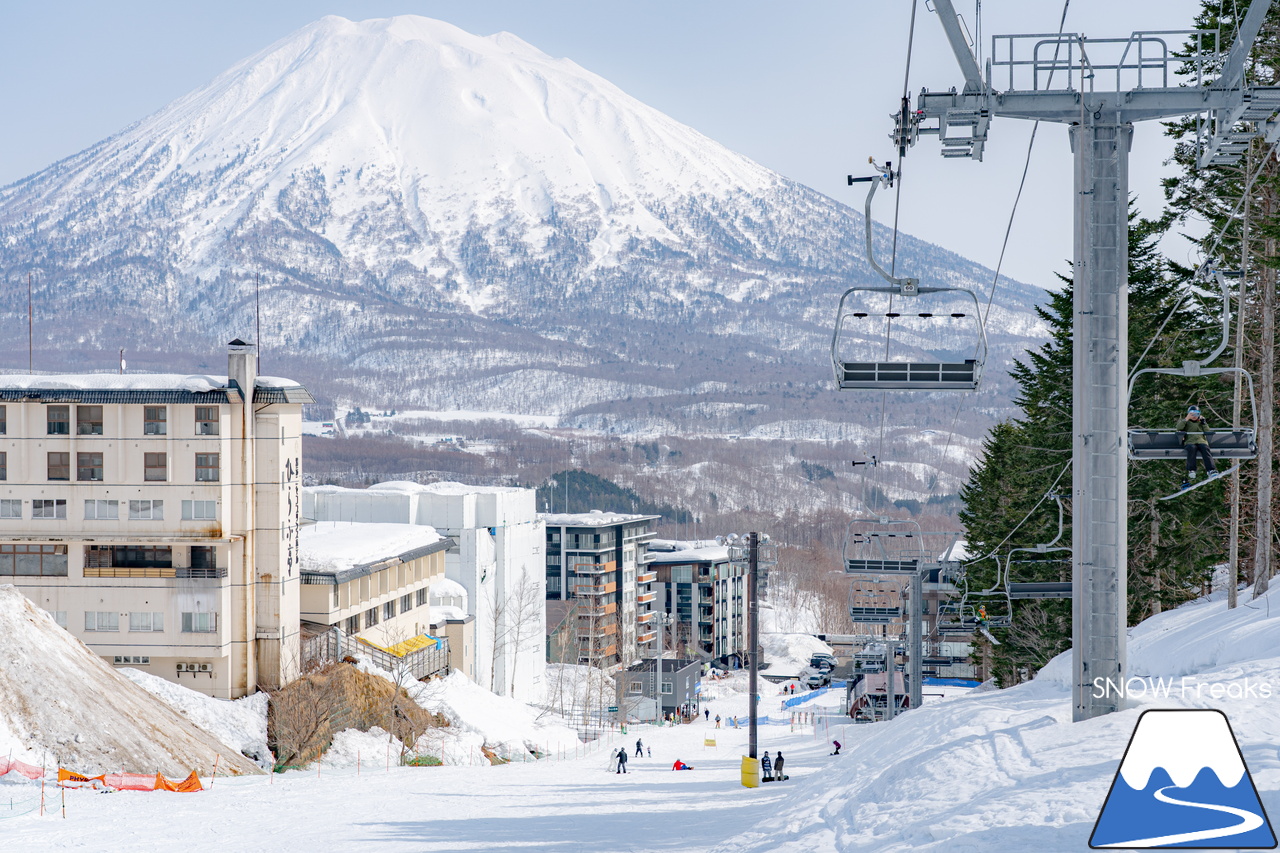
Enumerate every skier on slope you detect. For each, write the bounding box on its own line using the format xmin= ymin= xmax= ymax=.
xmin=616 ymin=747 xmax=628 ymax=774
xmin=635 ymin=738 xmax=643 ymax=757
xmin=1177 ymin=405 xmax=1218 ymax=488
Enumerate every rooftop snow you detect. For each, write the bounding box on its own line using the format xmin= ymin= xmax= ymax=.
xmin=0 ymin=373 xmax=304 ymax=392
xmin=301 ymin=521 xmax=448 ymax=579
xmin=540 ymin=510 xmax=660 ymax=527
xmin=646 ymin=538 xmax=730 ymax=563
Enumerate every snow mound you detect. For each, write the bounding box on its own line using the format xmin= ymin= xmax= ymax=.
xmin=760 ymin=630 xmax=833 ymax=676
xmin=408 ymin=671 xmax=582 ymax=759
xmin=120 ymin=669 xmax=271 ymax=767
xmin=716 ymin=582 xmax=1280 ymax=852
xmin=320 ymin=727 xmax=403 ymax=768
xmin=0 ymin=586 xmax=262 ymax=776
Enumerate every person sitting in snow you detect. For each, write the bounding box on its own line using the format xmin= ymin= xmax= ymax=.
xmin=672 ymin=759 xmax=693 ymax=771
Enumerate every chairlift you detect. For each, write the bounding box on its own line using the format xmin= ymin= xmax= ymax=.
xmin=1128 ymin=270 xmax=1257 ymax=461
xmin=832 ymin=162 xmax=989 ymax=391
xmin=1005 ymin=494 xmax=1074 ymax=601
xmin=847 ymin=577 xmax=905 ymax=625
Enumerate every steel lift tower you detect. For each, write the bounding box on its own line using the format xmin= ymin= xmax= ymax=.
xmin=908 ymin=1 xmax=1275 ymax=720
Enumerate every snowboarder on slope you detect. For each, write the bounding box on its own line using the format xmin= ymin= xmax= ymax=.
xmin=635 ymin=738 xmax=643 ymax=757
xmin=761 ymin=751 xmax=773 ymax=782
xmin=617 ymin=748 xmax=628 ymax=774
xmin=774 ymin=751 xmax=786 ymax=781
xmin=1177 ymin=405 xmax=1217 ymax=488
xmin=830 ymin=740 xmax=842 ymax=756
xmin=714 ymin=714 xmax=721 ymax=728
xmin=672 ymin=759 xmax=693 ymax=770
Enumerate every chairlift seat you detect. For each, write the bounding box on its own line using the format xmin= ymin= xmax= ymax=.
xmin=1127 ymin=429 xmax=1256 ymax=461
xmin=845 ymin=558 xmax=923 ymax=575
xmin=836 ymin=360 xmax=980 ymax=391
xmin=848 ymin=606 xmax=903 ymax=624
xmin=1008 ymin=581 xmax=1073 ymax=600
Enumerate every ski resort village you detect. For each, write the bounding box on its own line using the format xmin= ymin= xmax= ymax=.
xmin=7 ymin=2 xmax=1280 ymax=851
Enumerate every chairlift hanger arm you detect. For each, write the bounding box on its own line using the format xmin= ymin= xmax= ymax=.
xmin=861 ymin=165 xmax=919 ymax=293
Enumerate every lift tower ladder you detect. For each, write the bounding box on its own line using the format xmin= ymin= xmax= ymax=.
xmin=909 ymin=0 xmax=1275 ymax=721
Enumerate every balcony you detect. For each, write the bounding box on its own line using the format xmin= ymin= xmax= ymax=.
xmin=636 ymin=591 xmax=656 ymax=604
xmin=637 ymin=571 xmax=657 ymax=584
xmin=637 ymin=610 xmax=657 ymax=623
xmin=82 ymin=566 xmax=228 ymax=579
xmin=637 ymin=631 xmax=657 ymax=644
xmin=578 ymin=602 xmax=617 ymax=617
xmin=573 ymin=581 xmax=617 ymax=597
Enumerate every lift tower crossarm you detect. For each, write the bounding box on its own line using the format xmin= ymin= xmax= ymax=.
xmin=1219 ymin=0 xmax=1272 ymax=92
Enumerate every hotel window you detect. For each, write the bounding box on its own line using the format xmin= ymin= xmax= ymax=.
xmin=0 ymin=499 xmax=20 ymax=519
xmin=190 ymin=546 xmax=216 ymax=569
xmin=46 ymin=405 xmax=69 ymax=435
xmin=195 ymin=453 xmax=220 ymax=482
xmin=77 ymin=405 xmax=103 ymax=435
xmin=365 ymin=608 xmax=380 ymax=629
xmin=85 ymin=611 xmax=120 ymax=632
xmin=0 ymin=451 xmax=5 ymax=480
xmin=0 ymin=543 xmax=67 ymax=576
xmin=400 ymin=593 xmax=413 ymax=612
xmin=144 ymin=452 xmax=167 ymax=481
xmin=32 ymin=499 xmax=66 ymax=519
xmin=47 ymin=452 xmax=70 ymax=481
xmin=182 ymin=500 xmax=218 ymax=520
xmin=113 ymin=656 xmax=150 ymax=665
xmin=143 ymin=406 xmax=167 ymax=435
xmin=0 ymin=405 xmax=6 ymax=434
xmin=128 ymin=499 xmax=163 ymax=520
xmin=345 ymin=615 xmax=360 ymax=634
xmin=383 ymin=600 xmax=396 ymax=620
xmin=77 ymin=452 xmax=104 ymax=481
xmin=129 ymin=612 xmax=165 ymax=632
xmin=84 ymin=499 xmax=119 ymax=520
xmin=181 ymin=612 xmax=217 ymax=633
xmin=416 ymin=588 xmax=428 ymax=607
xmin=195 ymin=406 xmax=219 ymax=436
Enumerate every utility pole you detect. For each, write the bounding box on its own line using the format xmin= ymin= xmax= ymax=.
xmin=910 ymin=0 xmax=1274 ymax=720
xmin=747 ymin=531 xmax=759 ymax=760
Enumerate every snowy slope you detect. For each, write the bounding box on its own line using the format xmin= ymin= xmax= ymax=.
xmin=717 ymin=583 xmax=1280 ymax=852
xmin=0 ymin=586 xmax=261 ymax=777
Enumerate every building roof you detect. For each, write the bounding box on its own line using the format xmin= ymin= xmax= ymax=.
xmin=300 ymin=521 xmax=451 ymax=585
xmin=541 ymin=510 xmax=661 ymax=527
xmin=626 ymin=658 xmax=701 ymax=674
xmin=307 ymin=480 xmax=529 ymax=497
xmin=646 ymin=539 xmax=730 ymax=564
xmin=0 ymin=373 xmax=313 ymax=404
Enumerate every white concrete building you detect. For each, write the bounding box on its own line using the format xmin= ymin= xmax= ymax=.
xmin=302 ymin=481 xmax=545 ymax=701
xmin=0 ymin=341 xmax=310 ymax=698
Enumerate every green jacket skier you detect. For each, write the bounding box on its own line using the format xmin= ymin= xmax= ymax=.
xmin=1176 ymin=406 xmax=1216 ymax=487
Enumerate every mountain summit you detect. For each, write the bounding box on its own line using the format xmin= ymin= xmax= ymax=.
xmin=0 ymin=15 xmax=1045 ymax=458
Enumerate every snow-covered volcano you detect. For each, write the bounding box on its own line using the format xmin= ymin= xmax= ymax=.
xmin=0 ymin=15 xmax=1046 ymax=444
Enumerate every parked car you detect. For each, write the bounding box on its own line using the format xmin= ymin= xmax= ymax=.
xmin=810 ymin=653 xmax=838 ymax=669
xmin=810 ymin=657 xmax=833 ymax=672
xmin=805 ymin=670 xmax=831 ymax=689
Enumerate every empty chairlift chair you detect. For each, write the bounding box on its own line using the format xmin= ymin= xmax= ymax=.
xmin=832 ymin=164 xmax=989 ymax=391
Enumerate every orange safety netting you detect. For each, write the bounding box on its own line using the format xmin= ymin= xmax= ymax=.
xmin=0 ymin=757 xmax=44 ymax=780
xmin=57 ymin=768 xmax=203 ymax=792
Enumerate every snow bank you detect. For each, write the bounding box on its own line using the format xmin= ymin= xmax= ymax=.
xmin=120 ymin=669 xmax=271 ymax=767
xmin=320 ymin=727 xmax=403 ymax=768
xmin=717 ymin=582 xmax=1280 ymax=853
xmin=759 ymin=630 xmax=833 ymax=676
xmin=0 ymin=585 xmax=262 ymax=776
xmin=408 ymin=671 xmax=582 ymax=760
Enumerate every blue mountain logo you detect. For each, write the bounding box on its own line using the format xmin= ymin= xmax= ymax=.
xmin=1090 ymin=709 xmax=1276 ymax=849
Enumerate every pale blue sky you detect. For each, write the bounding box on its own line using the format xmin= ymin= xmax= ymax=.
xmin=0 ymin=0 xmax=1206 ymax=288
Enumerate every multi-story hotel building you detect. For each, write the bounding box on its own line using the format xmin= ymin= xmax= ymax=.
xmin=541 ymin=511 xmax=658 ymax=667
xmin=646 ymin=540 xmax=747 ymax=664
xmin=0 ymin=341 xmax=310 ymax=698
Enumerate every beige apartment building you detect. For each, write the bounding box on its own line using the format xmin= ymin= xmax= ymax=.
xmin=0 ymin=341 xmax=310 ymax=699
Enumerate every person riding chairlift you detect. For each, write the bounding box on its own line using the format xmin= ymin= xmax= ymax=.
xmin=1177 ymin=405 xmax=1218 ymax=488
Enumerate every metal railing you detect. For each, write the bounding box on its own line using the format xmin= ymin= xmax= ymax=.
xmin=302 ymin=625 xmax=450 ymax=681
